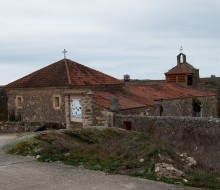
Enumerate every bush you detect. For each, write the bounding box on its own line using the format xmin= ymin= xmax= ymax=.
xmin=8 ymin=109 xmax=22 ymax=122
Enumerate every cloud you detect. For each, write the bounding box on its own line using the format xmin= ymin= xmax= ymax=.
xmin=0 ymin=0 xmax=220 ymax=84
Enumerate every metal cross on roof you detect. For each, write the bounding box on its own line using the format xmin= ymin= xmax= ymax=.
xmin=62 ymin=49 xmax=67 ymax=59
xmin=179 ymin=46 xmax=183 ymax=53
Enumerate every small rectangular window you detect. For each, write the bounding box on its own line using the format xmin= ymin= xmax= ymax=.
xmin=16 ymin=96 xmax=23 ymax=109
xmin=53 ymin=95 xmax=61 ymax=110
xmin=54 ymin=97 xmax=60 ymax=108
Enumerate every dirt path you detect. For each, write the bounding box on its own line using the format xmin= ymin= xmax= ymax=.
xmin=0 ymin=134 xmax=17 ymax=144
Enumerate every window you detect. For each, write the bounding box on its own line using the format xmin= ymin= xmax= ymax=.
xmin=54 ymin=97 xmax=60 ymax=107
xmin=159 ymin=106 xmax=163 ymax=116
xmin=16 ymin=96 xmax=23 ymax=109
xmin=187 ymin=75 xmax=193 ymax=86
xmin=167 ymin=76 xmax=176 ymax=83
xmin=192 ymin=98 xmax=201 ymax=117
xmin=53 ymin=95 xmax=61 ymax=110
xmin=178 ymin=75 xmax=186 ymax=83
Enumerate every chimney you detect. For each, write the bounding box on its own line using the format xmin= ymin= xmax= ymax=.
xmin=124 ymin=74 xmax=131 ymax=95
xmin=124 ymin=74 xmax=130 ymax=82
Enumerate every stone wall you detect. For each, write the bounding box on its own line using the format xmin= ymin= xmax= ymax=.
xmin=160 ymin=96 xmax=217 ymax=117
xmin=0 ymin=86 xmax=7 ymax=121
xmin=0 ymin=121 xmax=65 ymax=133
xmin=114 ymin=115 xmax=220 ymax=173
xmin=121 ymin=106 xmax=160 ymax=116
xmin=198 ymin=77 xmax=220 ymax=117
xmin=7 ymin=88 xmax=95 ymax=128
xmin=92 ymin=104 xmax=108 ymax=127
xmin=93 ymin=103 xmax=160 ymax=126
xmin=7 ymin=88 xmax=67 ymax=123
xmin=161 ymin=98 xmax=192 ymax=116
xmin=115 ymin=115 xmax=220 ymax=132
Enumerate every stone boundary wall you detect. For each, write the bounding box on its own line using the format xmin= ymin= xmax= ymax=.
xmin=115 ymin=115 xmax=220 ymax=131
xmin=114 ymin=115 xmax=220 ymax=173
xmin=0 ymin=122 xmax=66 ymax=133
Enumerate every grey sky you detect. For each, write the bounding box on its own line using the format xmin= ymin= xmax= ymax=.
xmin=0 ymin=0 xmax=220 ymax=85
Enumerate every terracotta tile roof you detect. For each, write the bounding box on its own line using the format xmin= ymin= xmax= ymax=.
xmin=6 ymin=59 xmax=123 ymax=88
xmin=130 ymin=83 xmax=216 ymax=101
xmin=165 ymin=63 xmax=198 ymax=75
xmin=93 ymin=90 xmax=160 ymax=110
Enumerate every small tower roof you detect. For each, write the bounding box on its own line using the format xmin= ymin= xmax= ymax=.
xmin=165 ymin=53 xmax=198 ymax=75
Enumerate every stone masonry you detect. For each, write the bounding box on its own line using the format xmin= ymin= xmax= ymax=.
xmin=160 ymin=96 xmax=217 ymax=117
xmin=7 ymin=88 xmax=67 ymax=123
xmin=64 ymin=90 xmax=94 ymax=129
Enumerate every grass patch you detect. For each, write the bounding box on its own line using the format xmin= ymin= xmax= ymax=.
xmin=187 ymin=172 xmax=220 ymax=190
xmin=7 ymin=140 xmax=39 ymax=156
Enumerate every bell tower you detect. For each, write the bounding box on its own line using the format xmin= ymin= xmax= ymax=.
xmin=165 ymin=49 xmax=199 ymax=87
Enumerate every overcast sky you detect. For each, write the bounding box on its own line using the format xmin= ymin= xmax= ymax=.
xmin=0 ymin=0 xmax=220 ymax=85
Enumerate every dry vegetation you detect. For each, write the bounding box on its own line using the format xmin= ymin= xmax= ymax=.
xmin=7 ymin=127 xmax=220 ymax=189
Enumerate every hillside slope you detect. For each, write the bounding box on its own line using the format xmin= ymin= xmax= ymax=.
xmin=6 ymin=127 xmax=220 ymax=189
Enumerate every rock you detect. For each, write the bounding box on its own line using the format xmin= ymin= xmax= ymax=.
xmin=154 ymin=163 xmax=185 ymax=179
xmin=36 ymin=155 xmax=41 ymax=159
xmin=155 ymin=166 xmax=160 ymax=173
xmin=183 ymin=179 xmax=188 ymax=183
xmin=179 ymin=153 xmax=197 ymax=167
xmin=158 ymin=154 xmax=173 ymax=163
xmin=139 ymin=158 xmax=144 ymax=163
xmin=64 ymin=153 xmax=70 ymax=157
xmin=186 ymin=157 xmax=197 ymax=166
xmin=180 ymin=153 xmax=188 ymax=157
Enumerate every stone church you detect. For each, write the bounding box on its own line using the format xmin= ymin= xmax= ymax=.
xmin=1 ymin=52 xmax=218 ymax=127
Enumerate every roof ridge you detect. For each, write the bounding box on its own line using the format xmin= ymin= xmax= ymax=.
xmin=64 ymin=59 xmax=72 ymax=85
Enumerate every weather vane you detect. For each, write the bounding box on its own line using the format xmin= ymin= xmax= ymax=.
xmin=62 ymin=49 xmax=67 ymax=59
xmin=179 ymin=46 xmax=183 ymax=53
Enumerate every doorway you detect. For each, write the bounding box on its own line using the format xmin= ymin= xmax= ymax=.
xmin=187 ymin=75 xmax=193 ymax=86
xmin=124 ymin=121 xmax=132 ymax=130
xmin=192 ymin=98 xmax=201 ymax=117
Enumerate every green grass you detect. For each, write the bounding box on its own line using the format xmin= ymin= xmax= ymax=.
xmin=7 ymin=140 xmax=39 ymax=156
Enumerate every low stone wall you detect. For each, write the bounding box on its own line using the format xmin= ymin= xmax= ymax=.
xmin=0 ymin=122 xmax=65 ymax=133
xmin=115 ymin=115 xmax=220 ymax=173
xmin=115 ymin=115 xmax=220 ymax=131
